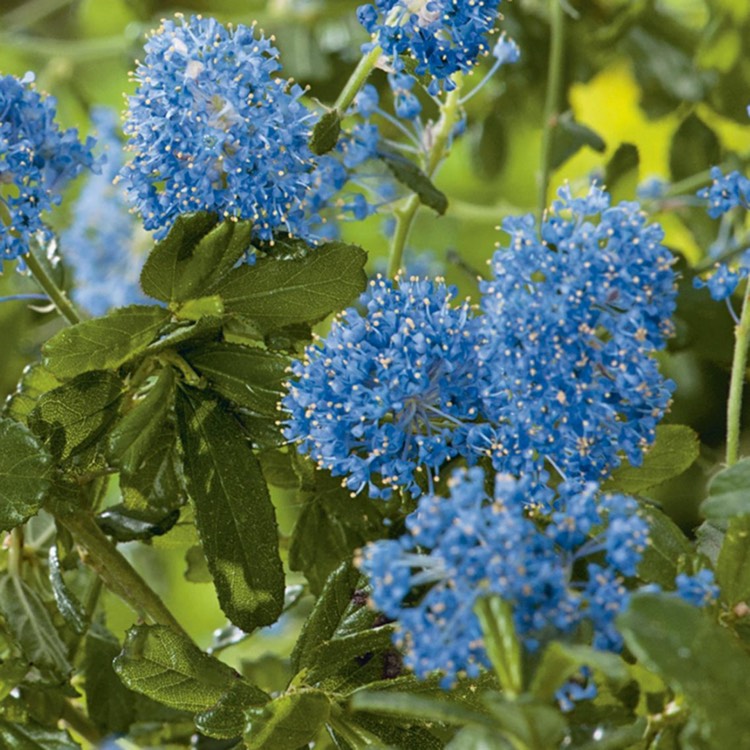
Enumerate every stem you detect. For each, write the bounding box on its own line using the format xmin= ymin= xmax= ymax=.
xmin=57 ymin=510 xmax=192 ymax=642
xmin=25 ymin=246 xmax=81 ymax=325
xmin=8 ymin=528 xmax=24 ymax=578
xmin=726 ymin=282 xmax=750 ymax=466
xmin=537 ymin=0 xmax=566 ymax=220
xmin=333 ymin=43 xmax=383 ymax=114
xmin=387 ymin=79 xmax=464 ymax=278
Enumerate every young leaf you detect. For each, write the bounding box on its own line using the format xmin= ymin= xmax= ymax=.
xmin=42 ymin=305 xmax=170 ymax=378
xmin=214 ymin=241 xmax=367 ymax=333
xmin=0 ymin=574 xmax=71 ymax=677
xmin=378 ymin=147 xmax=449 ymax=215
xmin=176 ymin=387 xmax=285 ymax=631
xmin=618 ymin=593 xmax=750 ymax=745
xmin=113 ymin=624 xmax=239 ymax=712
xmin=184 ymin=342 xmax=288 ymax=417
xmin=309 ymin=109 xmax=342 ymax=155
xmin=602 ymin=424 xmax=700 ymax=495
xmin=701 ymin=458 xmax=750 ymax=520
xmin=28 ymin=371 xmax=124 ymax=462
xmin=244 ymin=689 xmax=331 ymax=750
xmin=0 ymin=417 xmax=52 ymax=531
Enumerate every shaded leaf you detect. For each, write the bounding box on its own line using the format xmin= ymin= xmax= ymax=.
xmin=637 ymin=502 xmax=694 ymax=587
xmin=195 ymin=681 xmax=269 ymax=739
xmin=96 ymin=504 xmax=180 ymax=542
xmin=669 ymin=113 xmax=720 ymax=183
xmin=176 ymin=387 xmax=284 ymax=631
xmin=549 ymin=111 xmax=606 ymax=171
xmin=42 ymin=305 xmax=170 ymax=378
xmin=309 ymin=109 xmax=342 ymax=155
xmin=378 ymin=148 xmax=448 ymax=215
xmin=701 ymin=459 xmax=750 ymax=520
xmin=716 ymin=516 xmax=750 ymax=608
xmin=0 ymin=418 xmax=52 ymax=531
xmin=48 ymin=544 xmax=86 ymax=635
xmin=4 ymin=364 xmax=62 ymax=424
xmin=0 ymin=721 xmax=79 ymax=750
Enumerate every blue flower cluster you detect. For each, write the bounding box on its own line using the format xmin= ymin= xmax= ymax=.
xmin=121 ymin=14 xmax=318 ymax=242
xmin=0 ymin=73 xmax=96 ymax=264
xmin=61 ymin=109 xmax=148 ymax=316
xmin=357 ymin=0 xmax=503 ymax=95
xmin=360 ymin=467 xmax=717 ymax=687
xmin=473 ymin=185 xmax=677 ymax=483
xmin=282 ymin=275 xmax=482 ymax=498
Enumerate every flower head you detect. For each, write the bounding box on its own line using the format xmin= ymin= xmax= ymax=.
xmin=0 ymin=73 xmax=96 ymax=264
xmin=282 ymin=275 xmax=482 ymax=498
xmin=473 ymin=185 xmax=677 ymax=482
xmin=121 ymin=14 xmax=318 ymax=241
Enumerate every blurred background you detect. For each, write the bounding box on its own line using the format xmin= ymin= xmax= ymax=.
xmin=1 ymin=0 xmax=750 ymax=659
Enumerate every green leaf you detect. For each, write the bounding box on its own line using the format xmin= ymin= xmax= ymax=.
xmin=42 ymin=305 xmax=170 ymax=378
xmin=291 ymin=562 xmax=375 ymax=675
xmin=716 ymin=516 xmax=750 ymax=608
xmin=185 ymin=544 xmax=213 ymax=583
xmin=28 ymin=371 xmax=123 ymax=462
xmin=603 ymin=425 xmax=700 ymax=495
xmin=637 ymin=502 xmax=694 ymax=587
xmin=113 ymin=624 xmax=239 ymax=713
xmin=48 ymin=544 xmax=86 ymax=635
xmin=174 ymin=295 xmax=225 ymax=321
xmin=309 ymin=109 xmax=342 ymax=155
xmin=4 ymin=363 xmax=62 ymax=424
xmin=84 ymin=625 xmax=137 ymax=735
xmin=669 ymin=113 xmax=720 ymax=183
xmin=96 ymin=504 xmax=180 ymax=542
xmin=483 ymin=695 xmax=567 ymax=750
xmin=215 ymin=241 xmax=367 ymax=333
xmin=0 ymin=721 xmax=79 ymax=750
xmin=0 ymin=574 xmax=71 ymax=677
xmin=243 ymin=689 xmax=331 ymax=750
xmin=378 ymin=148 xmax=449 ymax=215
xmin=701 ymin=458 xmax=750 ymax=520
xmin=194 ymin=681 xmax=269 ymax=739
xmin=176 ymin=387 xmax=284 ymax=631
xmin=604 ymin=143 xmax=640 ymax=197
xmin=0 ymin=418 xmax=52 ymax=531
xmin=619 ymin=594 xmax=750 ymax=746
xmin=475 ymin=597 xmax=522 ymax=697
xmin=446 ymin=726 xmax=507 ymax=750
xmin=184 ymin=343 xmax=288 ymax=417
xmin=549 ymin=111 xmax=606 ymax=171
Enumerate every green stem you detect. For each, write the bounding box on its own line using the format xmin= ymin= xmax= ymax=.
xmin=333 ymin=43 xmax=383 ymax=114
xmin=537 ymin=0 xmax=566 ymax=220
xmin=8 ymin=528 xmax=24 ymax=578
xmin=57 ymin=510 xmax=192 ymax=642
xmin=726 ymin=282 xmax=750 ymax=466
xmin=25 ymin=245 xmax=81 ymax=325
xmin=387 ymin=79 xmax=464 ymax=278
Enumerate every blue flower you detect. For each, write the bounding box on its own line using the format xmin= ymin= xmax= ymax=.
xmin=0 ymin=73 xmax=96 ymax=265
xmin=675 ymin=569 xmax=719 ymax=608
xmin=61 ymin=109 xmax=148 ymax=316
xmin=359 ymin=467 xmax=651 ymax=686
xmin=121 ymin=14 xmax=318 ymax=242
xmin=473 ymin=185 xmax=677 ymax=483
xmin=357 ymin=0 xmax=503 ymax=95
xmin=698 ymin=167 xmax=750 ymax=219
xmin=282 ymin=275 xmax=483 ymax=498
xmin=693 ymin=262 xmax=748 ymax=302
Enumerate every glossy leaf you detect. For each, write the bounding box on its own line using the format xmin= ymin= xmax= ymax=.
xmin=42 ymin=305 xmax=170 ymax=378
xmin=113 ymin=624 xmax=239 ymax=713
xmin=48 ymin=544 xmax=86 ymax=635
xmin=96 ymin=504 xmax=180 ymax=542
xmin=176 ymin=387 xmax=284 ymax=631
xmin=215 ymin=241 xmax=367 ymax=333
xmin=603 ymin=425 xmax=700 ymax=495
xmin=0 ymin=417 xmax=52 ymax=531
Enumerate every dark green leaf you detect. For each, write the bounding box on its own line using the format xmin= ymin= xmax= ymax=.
xmin=701 ymin=459 xmax=750 ymax=520
xmin=0 ymin=660 xmax=28 ymax=703
xmin=243 ymin=689 xmax=330 ymax=750
xmin=185 ymin=544 xmax=213 ymax=583
xmin=113 ymin=624 xmax=239 ymax=712
xmin=42 ymin=305 xmax=170 ymax=378
xmin=195 ymin=681 xmax=269 ymax=739
xmin=618 ymin=593 xmax=750 ymax=745
xmin=184 ymin=343 xmax=288 ymax=417
xmin=549 ymin=111 xmax=606 ymax=171
xmin=176 ymin=387 xmax=284 ymax=631
xmin=604 ymin=143 xmax=639 ymax=193
xmin=0 ymin=574 xmax=71 ymax=677
xmin=483 ymin=695 xmax=567 ymax=750
xmin=603 ymin=425 xmax=700 ymax=495
xmin=146 ymin=317 xmax=224 ymax=356
xmin=258 ymin=451 xmax=298 ymax=489
xmin=309 ymin=109 xmax=342 ymax=155
xmin=215 ymin=241 xmax=367 ymax=333
xmin=140 ymin=212 xmax=219 ymax=302
xmin=669 ymin=113 xmax=720 ymax=183
xmin=4 ymin=364 xmax=62 ymax=424
xmin=84 ymin=625 xmax=136 ymax=735
xmin=28 ymin=371 xmax=123 ymax=462
xmin=96 ymin=504 xmax=180 ymax=542
xmin=716 ymin=516 xmax=750 ymax=608
xmin=696 ymin=520 xmax=724 ymax=566
xmin=637 ymin=502 xmax=694 ymax=587
xmin=378 ymin=148 xmax=448 ymax=215
xmin=48 ymin=544 xmax=86 ymax=635
xmin=0 ymin=721 xmax=79 ymax=750
xmin=291 ymin=562 xmax=374 ymax=675
xmin=0 ymin=417 xmax=51 ymax=531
